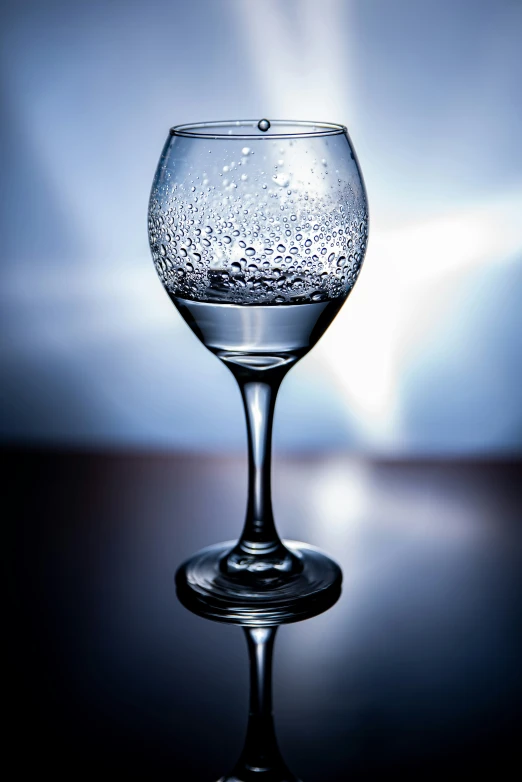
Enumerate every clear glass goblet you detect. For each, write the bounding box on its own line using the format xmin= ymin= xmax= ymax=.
xmin=148 ymin=120 xmax=368 ymax=622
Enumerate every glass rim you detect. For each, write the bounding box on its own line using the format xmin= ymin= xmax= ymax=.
xmin=169 ymin=119 xmax=347 ymax=140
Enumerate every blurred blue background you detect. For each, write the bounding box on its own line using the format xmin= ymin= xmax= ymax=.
xmin=1 ymin=0 xmax=521 ymax=454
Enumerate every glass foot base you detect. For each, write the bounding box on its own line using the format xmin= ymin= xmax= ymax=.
xmin=176 ymin=540 xmax=342 ymax=626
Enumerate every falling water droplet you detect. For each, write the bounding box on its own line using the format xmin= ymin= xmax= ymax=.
xmin=258 ymin=118 xmax=270 ymax=132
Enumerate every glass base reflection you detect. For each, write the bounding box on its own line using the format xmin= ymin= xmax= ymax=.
xmin=177 ymin=546 xmax=341 ymax=782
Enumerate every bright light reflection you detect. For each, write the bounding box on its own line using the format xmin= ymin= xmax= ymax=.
xmin=316 ymin=191 xmax=522 ymax=448
xmin=306 ymin=460 xmax=490 ymax=552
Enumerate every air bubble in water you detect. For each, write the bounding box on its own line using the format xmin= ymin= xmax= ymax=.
xmin=273 ymin=173 xmax=290 ymax=187
xmin=241 ymin=147 xmax=251 ymax=156
xmin=258 ymin=118 xmax=270 ymax=132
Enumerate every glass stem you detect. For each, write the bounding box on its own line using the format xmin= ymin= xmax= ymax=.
xmin=221 ymin=362 xmax=301 ymax=577
xmin=228 ymin=627 xmax=297 ymax=780
xmin=221 ymin=357 xmax=303 ymax=581
xmin=239 ymin=375 xmax=281 ymax=554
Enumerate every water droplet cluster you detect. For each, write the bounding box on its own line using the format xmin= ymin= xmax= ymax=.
xmin=149 ymin=143 xmax=368 ymax=305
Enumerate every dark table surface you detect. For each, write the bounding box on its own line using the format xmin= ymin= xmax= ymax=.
xmin=6 ymin=448 xmax=522 ymax=779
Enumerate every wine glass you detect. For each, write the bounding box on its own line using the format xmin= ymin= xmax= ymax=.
xmin=148 ymin=120 xmax=368 ymax=623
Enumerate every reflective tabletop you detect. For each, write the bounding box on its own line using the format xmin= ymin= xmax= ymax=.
xmin=6 ymin=449 xmax=521 ymax=779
